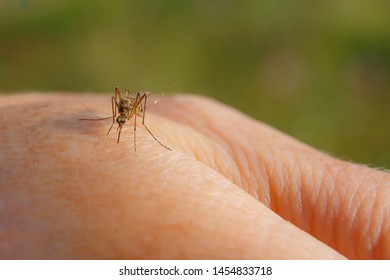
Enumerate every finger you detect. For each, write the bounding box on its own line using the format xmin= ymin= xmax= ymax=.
xmin=0 ymin=94 xmax=343 ymax=259
xmin=153 ymin=95 xmax=390 ymax=259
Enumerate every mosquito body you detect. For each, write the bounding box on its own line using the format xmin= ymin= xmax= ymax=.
xmin=80 ymin=87 xmax=171 ymax=151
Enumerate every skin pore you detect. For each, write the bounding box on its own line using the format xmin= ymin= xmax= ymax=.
xmin=0 ymin=93 xmax=389 ymax=259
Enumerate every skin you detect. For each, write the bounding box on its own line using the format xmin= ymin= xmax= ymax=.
xmin=0 ymin=93 xmax=389 ymax=259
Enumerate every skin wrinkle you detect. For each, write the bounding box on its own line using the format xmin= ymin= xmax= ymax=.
xmin=363 ymin=174 xmax=389 ymax=259
xmin=212 ymin=126 xmax=250 ymax=192
xmin=330 ymin=165 xmax=348 ymax=254
xmin=269 ymin=153 xmax=285 ymax=214
xmin=375 ymin=179 xmax=390 ymax=258
xmin=290 ymin=153 xmax=304 ymax=226
xmin=345 ymin=166 xmax=388 ymax=259
xmin=300 ymin=160 xmax=364 ymax=258
xmin=206 ymin=143 xmax=218 ymax=175
xmin=312 ymin=162 xmax=329 ymax=238
xmin=190 ymin=114 xmax=250 ymax=194
xmin=264 ymin=148 xmax=280 ymax=213
xmin=262 ymin=139 xmax=314 ymax=218
xmin=166 ymin=123 xmax=195 ymax=153
xmin=245 ymin=143 xmax=269 ymax=202
xmin=323 ymin=166 xmax=345 ymax=251
xmin=286 ymin=163 xmax=297 ymax=223
xmin=169 ymin=120 xmax=214 ymax=159
xmin=343 ymin=167 xmax=373 ymax=259
xmin=230 ymin=143 xmax=250 ymax=195
xmin=236 ymin=135 xmax=274 ymax=202
xmin=319 ymin=189 xmax=333 ymax=246
xmin=375 ymin=226 xmax=387 ymax=259
xmin=243 ymin=142 xmax=263 ymax=200
xmin=172 ymin=121 xmax=241 ymax=187
xmin=253 ymin=144 xmax=273 ymax=206
xmin=380 ymin=216 xmax=390 ymax=258
xmin=211 ymin=143 xmax=240 ymax=189
xmin=247 ymin=157 xmax=260 ymax=201
xmin=368 ymin=189 xmax=381 ymax=258
xmin=324 ymin=166 xmax=339 ymax=251
xmin=296 ymin=155 xmax=313 ymax=227
xmin=189 ymin=137 xmax=212 ymax=164
xmin=205 ymin=144 xmax=232 ymax=180
xmin=283 ymin=153 xmax=295 ymax=223
xmin=280 ymin=155 xmax=292 ymax=219
xmin=355 ymin=180 xmax=377 ymax=258
xmin=335 ymin=165 xmax=360 ymax=258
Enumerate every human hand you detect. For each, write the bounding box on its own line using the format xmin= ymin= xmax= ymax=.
xmin=0 ymin=93 xmax=388 ymax=259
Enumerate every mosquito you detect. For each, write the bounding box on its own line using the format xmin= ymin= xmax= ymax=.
xmin=79 ymin=86 xmax=171 ymax=151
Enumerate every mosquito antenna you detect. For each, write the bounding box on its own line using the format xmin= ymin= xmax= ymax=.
xmin=148 ymin=80 xmax=172 ymax=106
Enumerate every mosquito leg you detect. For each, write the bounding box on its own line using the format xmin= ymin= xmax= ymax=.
xmin=111 ymin=95 xmax=116 ymax=125
xmin=141 ymin=93 xmax=147 ymax=125
xmin=134 ymin=109 xmax=137 ymax=152
xmin=141 ymin=123 xmax=171 ymax=150
xmin=115 ymin=86 xmax=121 ymax=100
xmin=139 ymin=93 xmax=171 ymax=151
xmin=103 ymin=95 xmax=116 ymax=137
xmin=117 ymin=124 xmax=122 ymax=143
xmin=106 ymin=123 xmax=114 ymax=137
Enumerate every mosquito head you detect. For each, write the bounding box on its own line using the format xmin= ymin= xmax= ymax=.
xmin=116 ymin=115 xmax=126 ymax=126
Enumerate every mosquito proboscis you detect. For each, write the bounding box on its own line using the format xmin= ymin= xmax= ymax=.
xmin=79 ymin=86 xmax=171 ymax=151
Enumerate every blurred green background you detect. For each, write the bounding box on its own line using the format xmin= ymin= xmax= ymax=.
xmin=1 ymin=0 xmax=389 ymax=168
